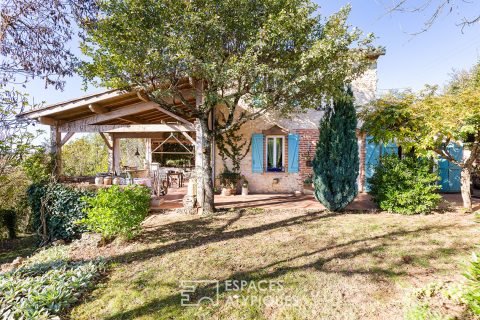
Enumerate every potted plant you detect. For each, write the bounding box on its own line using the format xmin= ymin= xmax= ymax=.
xmin=241 ymin=177 xmax=249 ymax=196
xmin=219 ymin=169 xmax=241 ymax=196
xmin=303 ymin=174 xmax=314 ymax=191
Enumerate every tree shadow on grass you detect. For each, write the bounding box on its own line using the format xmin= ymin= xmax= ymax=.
xmin=102 ymin=222 xmax=466 ymax=319
xmin=138 ymin=209 xmax=248 ymax=244
xmin=112 ymin=211 xmax=341 ymax=265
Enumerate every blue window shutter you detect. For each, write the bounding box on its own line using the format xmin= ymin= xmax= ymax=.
xmin=288 ymin=134 xmax=300 ymax=173
xmin=251 ymin=134 xmax=264 ymax=173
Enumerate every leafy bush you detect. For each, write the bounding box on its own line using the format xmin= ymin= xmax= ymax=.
xmin=0 ymin=167 xmax=31 ymax=235
xmin=21 ymin=147 xmax=52 ymax=184
xmin=27 ymin=183 xmax=95 ymax=241
xmin=0 ymin=246 xmax=105 ymax=319
xmin=368 ymin=155 xmax=441 ymax=214
xmin=218 ymin=169 xmax=241 ymax=188
xmin=80 ymin=185 xmax=151 ymax=240
xmin=0 ymin=209 xmax=17 ymax=240
xmin=463 ymin=252 xmax=480 ymax=316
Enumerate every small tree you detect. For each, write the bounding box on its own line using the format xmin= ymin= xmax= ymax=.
xmin=79 ymin=1 xmax=377 ymax=213
xmin=313 ymin=88 xmax=359 ymax=211
xmin=362 ymin=64 xmax=480 ymax=212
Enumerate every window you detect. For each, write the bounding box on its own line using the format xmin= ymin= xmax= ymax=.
xmin=266 ymin=136 xmax=285 ymax=172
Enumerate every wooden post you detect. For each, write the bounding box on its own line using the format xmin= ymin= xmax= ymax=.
xmin=111 ymin=134 xmax=121 ymax=174
xmin=145 ymin=138 xmax=152 ymax=170
xmin=101 ymin=133 xmax=114 ymax=172
xmin=50 ymin=126 xmax=62 ymax=178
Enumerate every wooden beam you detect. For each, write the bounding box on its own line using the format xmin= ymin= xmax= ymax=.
xmin=38 ymin=116 xmax=57 ymax=126
xmin=21 ymin=90 xmax=128 ymax=119
xmin=119 ymin=115 xmax=148 ymax=124
xmin=62 ymin=101 xmax=158 ymax=129
xmin=112 ymin=132 xmax=169 ymax=139
xmin=89 ymin=103 xmax=108 ymax=114
xmin=136 ymin=91 xmax=150 ymax=103
xmin=99 ymin=132 xmax=113 ymax=150
xmin=152 ymin=105 xmax=193 ymax=126
xmin=60 ymin=132 xmax=74 ymax=146
xmin=181 ymin=132 xmax=197 ymax=146
xmin=58 ymin=123 xmax=195 ymax=133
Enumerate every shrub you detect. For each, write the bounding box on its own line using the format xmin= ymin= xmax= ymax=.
xmin=463 ymin=252 xmax=480 ymax=316
xmin=0 ymin=246 xmax=105 ymax=319
xmin=27 ymin=183 xmax=95 ymax=242
xmin=0 ymin=167 xmax=31 ymax=235
xmin=0 ymin=210 xmax=17 ymax=240
xmin=313 ymin=87 xmax=359 ymax=211
xmin=368 ymin=155 xmax=441 ymax=214
xmin=80 ymin=185 xmax=151 ymax=240
xmin=21 ymin=147 xmax=52 ymax=184
xmin=218 ymin=169 xmax=241 ymax=189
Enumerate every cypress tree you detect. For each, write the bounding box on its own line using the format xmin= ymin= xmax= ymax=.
xmin=313 ymin=88 xmax=359 ymax=211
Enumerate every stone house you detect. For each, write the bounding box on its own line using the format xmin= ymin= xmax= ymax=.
xmin=18 ymin=53 xmax=383 ymax=196
xmin=215 ymin=56 xmax=381 ymax=194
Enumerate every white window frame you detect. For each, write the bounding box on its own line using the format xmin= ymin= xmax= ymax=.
xmin=265 ymin=135 xmax=285 ymax=172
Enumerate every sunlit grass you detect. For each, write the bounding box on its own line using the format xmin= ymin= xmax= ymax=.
xmin=70 ymin=210 xmax=479 ymax=319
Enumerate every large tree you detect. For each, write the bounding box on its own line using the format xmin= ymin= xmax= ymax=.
xmin=80 ymin=0 xmax=377 ymax=213
xmin=312 ymin=87 xmax=359 ymax=211
xmin=0 ymin=0 xmax=97 ymax=177
xmin=361 ymin=63 xmax=480 ymax=211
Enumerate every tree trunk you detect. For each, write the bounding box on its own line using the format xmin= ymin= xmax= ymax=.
xmin=460 ymin=166 xmax=472 ymax=212
xmin=195 ymin=117 xmax=215 ymax=213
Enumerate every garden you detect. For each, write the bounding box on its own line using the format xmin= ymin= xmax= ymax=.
xmin=2 ymin=0 xmax=480 ymax=319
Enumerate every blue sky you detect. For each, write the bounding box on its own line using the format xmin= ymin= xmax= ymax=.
xmin=22 ymin=0 xmax=480 ymax=107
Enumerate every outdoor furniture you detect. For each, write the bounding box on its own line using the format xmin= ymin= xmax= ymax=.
xmin=167 ymin=171 xmax=184 ymax=188
xmin=152 ymin=168 xmax=168 ymax=196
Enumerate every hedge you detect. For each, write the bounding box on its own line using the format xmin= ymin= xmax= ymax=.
xmin=27 ymin=183 xmax=95 ymax=242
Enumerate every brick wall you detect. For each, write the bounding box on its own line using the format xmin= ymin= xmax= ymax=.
xmin=292 ymin=129 xmax=367 ymax=192
xmin=293 ymin=129 xmax=319 ymax=183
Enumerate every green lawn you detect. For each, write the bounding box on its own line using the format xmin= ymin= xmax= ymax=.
xmin=68 ymin=209 xmax=479 ymax=320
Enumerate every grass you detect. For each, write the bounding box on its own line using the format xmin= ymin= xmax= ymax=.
xmin=63 ymin=209 xmax=480 ymax=319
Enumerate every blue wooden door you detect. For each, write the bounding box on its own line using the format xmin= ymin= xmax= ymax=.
xmin=364 ymin=137 xmax=398 ymax=191
xmin=365 ymin=136 xmax=381 ymax=191
xmin=438 ymin=143 xmax=462 ymax=192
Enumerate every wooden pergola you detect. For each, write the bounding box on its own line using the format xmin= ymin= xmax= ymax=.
xmin=18 ymin=89 xmax=198 ymax=176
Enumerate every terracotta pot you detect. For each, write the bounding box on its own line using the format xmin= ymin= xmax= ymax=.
xmin=222 ymin=187 xmax=234 ymax=196
xmin=113 ymin=177 xmax=121 ymax=185
xmin=95 ymin=177 xmax=104 ymax=186
xmin=104 ymin=176 xmax=112 ymax=185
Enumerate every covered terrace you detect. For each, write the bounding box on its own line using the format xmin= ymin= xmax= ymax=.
xmin=18 ymin=88 xmax=199 ymax=197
